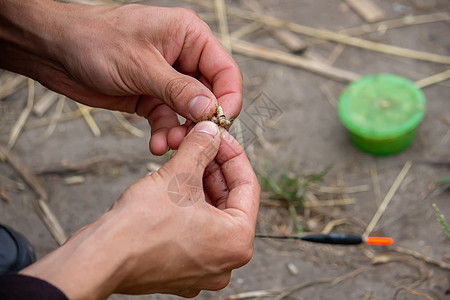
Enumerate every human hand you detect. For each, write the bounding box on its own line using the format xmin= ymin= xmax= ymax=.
xmin=0 ymin=1 xmax=242 ymax=155
xmin=20 ymin=121 xmax=260 ymax=299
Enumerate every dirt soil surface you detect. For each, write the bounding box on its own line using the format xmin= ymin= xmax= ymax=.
xmin=1 ymin=0 xmax=450 ymax=299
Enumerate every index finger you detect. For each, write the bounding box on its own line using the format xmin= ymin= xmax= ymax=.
xmin=215 ymin=130 xmax=260 ymax=225
xmin=200 ymin=45 xmax=242 ymax=121
xmin=177 ymin=24 xmax=242 ymax=120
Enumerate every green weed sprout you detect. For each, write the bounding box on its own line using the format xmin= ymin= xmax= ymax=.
xmin=258 ymin=164 xmax=333 ymax=234
xmin=432 ymin=176 xmax=450 ymax=238
xmin=432 ymin=203 xmax=450 ymax=238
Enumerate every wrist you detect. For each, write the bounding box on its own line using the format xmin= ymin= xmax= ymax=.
xmin=0 ymin=0 xmax=56 ymax=60
xmin=0 ymin=0 xmax=111 ymax=77
xmin=20 ymin=211 xmax=130 ymax=300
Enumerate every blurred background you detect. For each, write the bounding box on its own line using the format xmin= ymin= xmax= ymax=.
xmin=1 ymin=0 xmax=449 ymax=299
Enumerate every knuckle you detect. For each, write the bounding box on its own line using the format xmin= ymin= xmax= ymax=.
xmin=211 ymin=273 xmax=232 ymax=291
xmin=175 ymin=7 xmax=202 ymax=23
xmin=225 ymin=226 xmax=255 ymax=268
xmin=174 ymin=7 xmax=204 ymax=27
xmin=181 ymin=7 xmax=199 ymax=18
xmin=238 ymin=227 xmax=256 ymax=264
xmin=178 ymin=289 xmax=201 ymax=298
xmin=178 ymin=8 xmax=210 ymax=32
xmin=234 ymin=239 xmax=254 ymax=266
xmin=164 ymin=76 xmax=191 ymax=107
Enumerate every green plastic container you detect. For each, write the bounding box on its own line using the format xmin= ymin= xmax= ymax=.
xmin=338 ymin=74 xmax=426 ymax=155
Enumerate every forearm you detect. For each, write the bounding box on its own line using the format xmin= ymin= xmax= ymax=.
xmin=0 ymin=0 xmax=111 ymax=80
xmin=20 ymin=212 xmax=129 ymax=300
xmin=0 ymin=0 xmax=55 ymax=70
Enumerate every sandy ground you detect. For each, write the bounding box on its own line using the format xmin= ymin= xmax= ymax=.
xmin=1 ymin=0 xmax=450 ymax=299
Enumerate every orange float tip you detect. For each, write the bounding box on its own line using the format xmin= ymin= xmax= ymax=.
xmin=365 ymin=236 xmax=394 ymax=246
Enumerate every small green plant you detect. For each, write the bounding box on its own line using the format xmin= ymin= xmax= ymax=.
xmin=432 ymin=203 xmax=450 ymax=238
xmin=431 ymin=176 xmax=450 ymax=238
xmin=435 ymin=176 xmax=450 ymax=185
xmin=258 ymin=164 xmax=333 ymax=234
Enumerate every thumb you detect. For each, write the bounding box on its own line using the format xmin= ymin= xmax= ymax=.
xmin=152 ymin=64 xmax=218 ymax=122
xmin=166 ymin=121 xmax=221 ymax=176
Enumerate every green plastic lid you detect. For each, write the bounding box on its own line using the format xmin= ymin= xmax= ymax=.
xmin=338 ymin=74 xmax=426 ymax=155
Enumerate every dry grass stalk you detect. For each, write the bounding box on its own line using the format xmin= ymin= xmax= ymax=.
xmin=231 ymin=38 xmax=360 ymax=82
xmin=393 ymin=287 xmax=434 ymax=300
xmin=0 ymin=187 xmax=11 ymax=203
xmin=213 ymin=0 xmax=247 ymax=147
xmin=252 ymin=13 xmax=450 ymax=64
xmin=0 ymin=174 xmax=25 ymax=190
xmin=0 ymin=144 xmax=67 ymax=245
xmin=112 ymin=111 xmax=144 ymax=137
xmin=415 ymin=69 xmax=450 ymax=89
xmin=0 ymin=144 xmax=47 ymax=200
xmin=35 ymin=95 xmax=66 ymax=144
xmin=438 ymin=128 xmax=450 ymax=149
xmin=303 ymin=51 xmax=330 ymax=65
xmin=254 ymin=126 xmax=274 ymax=152
xmin=214 ymin=0 xmax=231 ymax=53
xmin=228 ymin=290 xmax=282 ymax=299
xmin=329 ymin=266 xmax=369 ymax=286
xmin=303 ymin=198 xmax=356 ymax=208
xmin=8 ymin=79 xmax=34 ymax=149
xmin=340 ymin=12 xmax=450 ymax=37
xmin=36 ymin=198 xmax=67 ymax=245
xmin=363 ymin=161 xmax=412 ymax=238
xmin=64 ymin=175 xmax=86 ymax=185
xmin=230 ymin=22 xmax=261 ymax=39
xmin=393 ymin=246 xmax=450 ymax=270
xmin=0 ymin=74 xmax=27 ymax=100
xmin=228 ymin=278 xmax=332 ymax=300
xmin=193 ymin=1 xmax=450 ymax=64
xmin=229 ymin=267 xmax=369 ymax=300
xmin=270 ymin=29 xmax=307 ymax=54
xmin=241 ymin=0 xmax=307 ymax=53
xmin=197 ymin=12 xmax=218 ymax=23
xmin=25 ymin=109 xmax=85 ymax=129
xmin=319 ymin=82 xmax=338 ymax=107
xmin=304 ymin=12 xmax=450 ymax=51
xmin=33 ymin=90 xmax=59 ymax=117
xmin=345 ymin=0 xmax=385 ymax=23
xmin=321 ymin=218 xmax=347 ymax=234
xmin=76 ymin=103 xmax=101 ymax=137
xmin=309 ymin=184 xmax=370 ymax=194
xmin=192 ymin=0 xmax=449 ymax=40
xmin=327 ymin=44 xmax=346 ymax=65
xmin=370 ymin=253 xmax=429 ymax=287
xmin=377 ymin=181 xmax=450 ymax=232
xmin=35 ymin=154 xmax=150 ymax=175
xmin=370 ymin=162 xmax=382 ymax=206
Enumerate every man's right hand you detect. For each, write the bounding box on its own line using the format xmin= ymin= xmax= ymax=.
xmin=20 ymin=121 xmax=260 ymax=299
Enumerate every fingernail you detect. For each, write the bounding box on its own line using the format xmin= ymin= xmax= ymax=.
xmin=192 ymin=121 xmax=218 ymax=136
xmin=189 ymin=96 xmax=213 ymax=121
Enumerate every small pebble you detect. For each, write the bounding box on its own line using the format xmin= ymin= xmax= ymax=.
xmin=64 ymin=175 xmax=85 ymax=185
xmin=287 ymin=262 xmax=299 ymax=275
